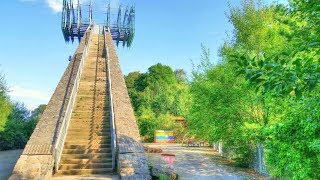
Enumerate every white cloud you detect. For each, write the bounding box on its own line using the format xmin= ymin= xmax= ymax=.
xmin=9 ymin=86 xmax=51 ymax=110
xmin=46 ymin=0 xmax=92 ymax=13
xmin=47 ymin=0 xmax=63 ymax=13
xmin=21 ymin=0 xmax=122 ymax=13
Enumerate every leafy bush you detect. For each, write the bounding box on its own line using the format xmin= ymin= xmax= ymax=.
xmin=0 ymin=103 xmax=46 ymax=150
xmin=265 ymin=95 xmax=320 ymax=179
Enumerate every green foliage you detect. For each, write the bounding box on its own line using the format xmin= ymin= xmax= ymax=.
xmin=211 ymin=0 xmax=320 ymax=177
xmin=187 ymin=1 xmax=320 ymax=177
xmin=265 ymin=94 xmax=320 ymax=179
xmin=0 ymin=73 xmax=13 ymax=132
xmin=224 ymin=0 xmax=320 ymax=98
xmin=146 ymin=63 xmax=177 ymax=88
xmin=125 ymin=64 xmax=189 ymax=142
xmin=0 ymin=103 xmax=29 ymax=150
xmin=227 ymin=0 xmax=288 ymax=55
xmin=26 ymin=104 xmax=46 ymax=137
xmin=137 ymin=108 xmax=183 ymax=142
xmin=174 ymin=69 xmax=187 ymax=84
xmin=0 ymin=102 xmax=46 ymax=150
xmin=188 ymin=47 xmax=261 ymax=167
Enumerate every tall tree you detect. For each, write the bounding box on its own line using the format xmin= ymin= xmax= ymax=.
xmin=174 ymin=69 xmax=187 ymax=84
xmin=124 ymin=63 xmax=189 ymax=142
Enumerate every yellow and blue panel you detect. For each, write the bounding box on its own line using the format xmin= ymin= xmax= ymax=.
xmin=154 ymin=130 xmax=174 ymax=143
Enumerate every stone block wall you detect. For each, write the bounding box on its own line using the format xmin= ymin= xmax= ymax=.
xmin=105 ymin=32 xmax=151 ymax=179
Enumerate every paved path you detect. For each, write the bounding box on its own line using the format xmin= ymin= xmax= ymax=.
xmin=0 ymin=149 xmax=23 ymax=180
xmin=145 ymin=144 xmax=264 ymax=180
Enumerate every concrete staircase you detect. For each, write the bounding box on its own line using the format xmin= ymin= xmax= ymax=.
xmin=55 ymin=33 xmax=113 ymax=176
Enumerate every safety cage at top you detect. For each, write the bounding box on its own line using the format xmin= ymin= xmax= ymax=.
xmin=61 ymin=0 xmax=135 ymax=47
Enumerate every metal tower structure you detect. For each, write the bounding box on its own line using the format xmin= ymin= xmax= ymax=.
xmin=61 ymin=0 xmax=135 ymax=47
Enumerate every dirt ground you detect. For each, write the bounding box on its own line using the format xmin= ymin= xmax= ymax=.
xmin=0 ymin=149 xmax=22 ymax=180
xmin=145 ymin=144 xmax=266 ymax=180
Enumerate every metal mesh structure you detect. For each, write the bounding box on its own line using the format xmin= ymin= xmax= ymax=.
xmin=106 ymin=4 xmax=135 ymax=47
xmin=61 ymin=0 xmax=92 ymax=43
xmin=61 ymin=0 xmax=135 ymax=47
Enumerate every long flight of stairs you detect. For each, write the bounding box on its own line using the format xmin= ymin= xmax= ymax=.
xmin=55 ymin=32 xmax=113 ymax=176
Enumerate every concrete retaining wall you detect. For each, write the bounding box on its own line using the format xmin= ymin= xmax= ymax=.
xmin=9 ymin=32 xmax=90 ymax=180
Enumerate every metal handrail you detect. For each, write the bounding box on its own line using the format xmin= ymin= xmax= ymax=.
xmin=53 ymin=25 xmax=92 ymax=172
xmin=103 ymin=26 xmax=117 ymax=170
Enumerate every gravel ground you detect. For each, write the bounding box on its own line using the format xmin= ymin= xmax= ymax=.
xmin=0 ymin=149 xmax=23 ymax=180
xmin=145 ymin=144 xmax=265 ymax=180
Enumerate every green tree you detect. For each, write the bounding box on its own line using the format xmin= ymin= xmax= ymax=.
xmin=218 ymin=0 xmax=320 ymax=177
xmin=265 ymin=94 xmax=320 ymax=178
xmin=0 ymin=103 xmax=29 ymax=150
xmin=124 ymin=63 xmax=189 ymax=142
xmin=0 ymin=103 xmax=46 ymax=150
xmin=174 ymin=69 xmax=187 ymax=84
xmin=26 ymin=104 xmax=46 ymax=137
xmin=146 ymin=63 xmax=177 ymax=87
xmin=188 ymin=46 xmax=263 ymax=166
xmin=0 ymin=73 xmax=13 ymax=132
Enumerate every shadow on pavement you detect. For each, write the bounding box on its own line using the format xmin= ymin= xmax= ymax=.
xmin=0 ymin=149 xmax=23 ymax=180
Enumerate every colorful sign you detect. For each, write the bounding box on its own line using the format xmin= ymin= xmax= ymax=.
xmin=154 ymin=130 xmax=174 ymax=143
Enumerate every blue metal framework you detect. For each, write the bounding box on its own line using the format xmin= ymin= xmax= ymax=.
xmin=61 ymin=0 xmax=135 ymax=47
xmin=106 ymin=4 xmax=135 ymax=47
xmin=61 ymin=0 xmax=92 ymax=42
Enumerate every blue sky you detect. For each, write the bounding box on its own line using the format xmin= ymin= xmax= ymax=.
xmin=0 ymin=0 xmax=282 ymax=109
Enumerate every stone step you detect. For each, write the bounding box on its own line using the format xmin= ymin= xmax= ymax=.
xmin=69 ymin=122 xmax=110 ymax=127
xmin=69 ymin=122 xmax=110 ymax=131
xmin=68 ymin=123 xmax=109 ymax=127
xmin=68 ymin=126 xmax=110 ymax=130
xmin=57 ymin=34 xmax=114 ymax=176
xmin=71 ymin=115 xmax=107 ymax=120
xmin=55 ymin=168 xmax=113 ymax=176
xmin=67 ymin=128 xmax=111 ymax=133
xmin=68 ymin=123 xmax=110 ymax=128
xmin=63 ymin=144 xmax=111 ymax=150
xmin=75 ymin=94 xmax=107 ymax=99
xmin=69 ymin=120 xmax=109 ymax=124
xmin=71 ymin=112 xmax=108 ymax=117
xmin=61 ymin=153 xmax=112 ymax=159
xmin=66 ymin=135 xmax=111 ymax=142
xmin=80 ymin=73 xmax=107 ymax=78
xmin=66 ymin=128 xmax=110 ymax=134
xmin=69 ymin=119 xmax=110 ymax=123
xmin=60 ymin=158 xmax=112 ymax=164
xmin=65 ymin=139 xmax=111 ymax=145
xmin=62 ymin=148 xmax=111 ymax=154
xmin=59 ymin=162 xmax=112 ymax=170
xmin=80 ymin=81 xmax=106 ymax=85
xmin=71 ymin=111 xmax=109 ymax=116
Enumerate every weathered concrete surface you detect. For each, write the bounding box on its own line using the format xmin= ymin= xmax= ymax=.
xmin=0 ymin=150 xmax=23 ymax=180
xmin=106 ymin=32 xmax=151 ymax=179
xmin=10 ymin=31 xmax=90 ymax=180
xmin=10 ymin=155 xmax=53 ymax=180
xmin=118 ymin=153 xmax=150 ymax=178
